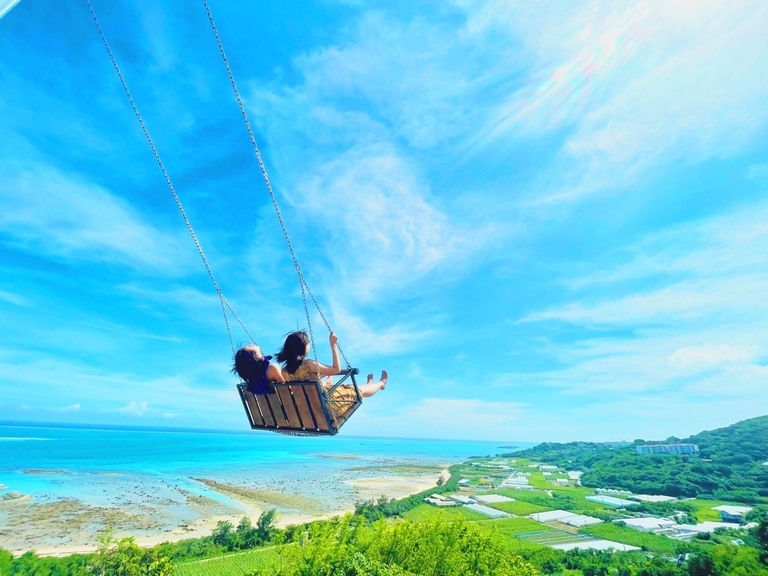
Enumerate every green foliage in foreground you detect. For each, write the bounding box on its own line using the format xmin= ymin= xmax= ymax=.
xmin=276 ymin=516 xmax=538 ymax=576
xmin=3 ymin=512 xmax=768 ymax=576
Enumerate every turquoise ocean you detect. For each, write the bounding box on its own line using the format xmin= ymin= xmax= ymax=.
xmin=0 ymin=421 xmax=534 ymax=520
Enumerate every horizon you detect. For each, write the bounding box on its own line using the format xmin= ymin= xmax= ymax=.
xmin=2 ymin=413 xmax=763 ymax=446
xmin=2 ymin=1 xmax=768 ymax=442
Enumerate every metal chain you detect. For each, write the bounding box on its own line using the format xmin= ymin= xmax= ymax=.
xmin=201 ymin=0 xmax=351 ymax=369
xmin=87 ymin=0 xmax=256 ymax=354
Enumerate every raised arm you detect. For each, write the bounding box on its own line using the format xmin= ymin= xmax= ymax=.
xmin=328 ymin=331 xmax=341 ymax=374
xmin=304 ymin=332 xmax=342 ymax=377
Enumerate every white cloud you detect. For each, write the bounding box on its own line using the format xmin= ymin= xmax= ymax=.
xmin=527 ymin=201 xmax=768 ymax=327
xmin=54 ymin=403 xmax=81 ymax=413
xmin=0 ymin=290 xmax=29 ymax=306
xmin=324 ymin=301 xmax=439 ymax=361
xmin=296 ymin=145 xmax=486 ymax=302
xmin=469 ymin=0 xmax=768 ymax=198
xmin=0 ymin=164 xmax=195 ymax=273
xmin=117 ymin=401 xmax=149 ymax=416
xmin=668 ymin=345 xmax=753 ymax=370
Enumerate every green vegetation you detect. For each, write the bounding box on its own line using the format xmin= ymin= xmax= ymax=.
xmin=514 ymin=416 xmax=768 ymax=501
xmin=175 ymin=547 xmax=284 ymax=576
xmin=3 ymin=417 xmax=768 ymax=575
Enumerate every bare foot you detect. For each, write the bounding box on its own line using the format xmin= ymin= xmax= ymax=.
xmin=380 ymin=370 xmax=388 ymax=389
xmin=367 ymin=373 xmax=374 ymax=385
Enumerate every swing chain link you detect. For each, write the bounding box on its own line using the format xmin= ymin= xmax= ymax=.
xmin=202 ymin=0 xmax=351 ymax=369
xmin=87 ymin=0 xmax=259 ymax=355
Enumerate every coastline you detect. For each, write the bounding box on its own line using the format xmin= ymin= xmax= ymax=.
xmin=0 ymin=467 xmax=449 ymax=558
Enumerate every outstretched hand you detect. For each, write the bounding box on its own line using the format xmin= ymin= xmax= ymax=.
xmin=329 ymin=331 xmax=338 ymax=346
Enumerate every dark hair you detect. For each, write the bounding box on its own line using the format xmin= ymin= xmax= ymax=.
xmin=276 ymin=331 xmax=309 ymax=374
xmin=232 ymin=347 xmax=266 ymax=384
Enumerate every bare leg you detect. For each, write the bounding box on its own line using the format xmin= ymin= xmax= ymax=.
xmin=358 ymin=370 xmax=387 ymax=397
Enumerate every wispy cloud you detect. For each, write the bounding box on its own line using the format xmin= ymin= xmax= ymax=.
xmin=468 ymin=0 xmax=768 ymax=199
xmin=297 ymin=145 xmax=488 ymax=302
xmin=243 ymin=10 xmax=509 ymax=305
xmin=116 ymin=401 xmax=149 ymax=416
xmin=0 ymin=290 xmax=29 ymax=306
xmin=0 ymin=164 xmax=195 ymax=273
xmin=54 ymin=403 xmax=81 ymax=413
xmin=505 ymin=197 xmax=768 ymax=436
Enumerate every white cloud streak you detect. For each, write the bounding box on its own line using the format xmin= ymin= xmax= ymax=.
xmin=466 ymin=0 xmax=768 ymax=199
xmin=0 ymin=164 xmax=195 ymax=273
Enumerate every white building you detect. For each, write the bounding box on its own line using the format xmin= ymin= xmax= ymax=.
xmin=500 ymin=473 xmax=531 ymax=489
xmin=529 ymin=510 xmax=602 ymax=527
xmin=475 ymin=494 xmax=515 ymax=504
xmin=449 ymin=494 xmax=475 ymax=505
xmin=620 ymin=517 xmax=677 ymax=532
xmin=425 ymin=496 xmax=457 ymax=507
xmin=465 ymin=503 xmax=512 ymax=519
xmin=586 ymin=495 xmax=636 ymax=508
xmin=629 ymin=494 xmax=677 ymax=503
xmin=712 ymin=505 xmax=752 ymax=523
xmin=552 ymin=540 xmax=641 ymax=552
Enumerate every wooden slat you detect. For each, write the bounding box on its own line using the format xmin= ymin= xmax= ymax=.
xmin=256 ymin=395 xmax=276 ymax=428
xmin=303 ymin=383 xmax=330 ymax=432
xmin=291 ymin=385 xmax=317 ymax=430
xmin=241 ymin=387 xmax=266 ymax=428
xmin=266 ymin=391 xmax=289 ymax=428
xmin=276 ymin=386 xmax=302 ymax=428
xmin=237 ymin=386 xmax=256 ymax=427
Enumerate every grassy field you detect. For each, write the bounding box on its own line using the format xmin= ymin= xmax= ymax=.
xmin=475 ymin=517 xmax=557 ymax=538
xmin=579 ymin=523 xmax=680 ymax=555
xmin=401 ymin=502 xmax=489 ymax=522
xmin=175 ymin=547 xmax=285 ymax=576
xmin=490 ymin=499 xmax=551 ymax=515
xmin=685 ymin=498 xmax=734 ymax=521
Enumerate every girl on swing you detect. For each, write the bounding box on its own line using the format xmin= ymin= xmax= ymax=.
xmin=232 ymin=331 xmax=387 ymax=403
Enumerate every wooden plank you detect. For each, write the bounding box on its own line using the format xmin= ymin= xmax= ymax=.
xmin=266 ymin=391 xmax=289 ymax=428
xmin=256 ymin=395 xmax=276 ymax=428
xmin=237 ymin=386 xmax=256 ymax=427
xmin=291 ymin=384 xmax=317 ymax=430
xmin=276 ymin=386 xmax=302 ymax=429
xmin=241 ymin=388 xmax=266 ymax=428
xmin=303 ymin=382 xmax=330 ymax=432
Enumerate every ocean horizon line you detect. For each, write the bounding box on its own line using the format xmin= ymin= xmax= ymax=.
xmin=0 ymin=419 xmax=532 ymax=447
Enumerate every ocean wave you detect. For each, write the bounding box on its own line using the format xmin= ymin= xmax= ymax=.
xmin=0 ymin=437 xmax=50 ymax=441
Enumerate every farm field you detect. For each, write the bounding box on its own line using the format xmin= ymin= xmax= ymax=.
xmin=175 ymin=547 xmax=284 ymax=576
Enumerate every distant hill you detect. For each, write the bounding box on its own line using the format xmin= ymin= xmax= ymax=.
xmin=512 ymin=416 xmax=768 ymax=502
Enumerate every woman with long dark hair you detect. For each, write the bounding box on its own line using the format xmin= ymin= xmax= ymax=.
xmin=231 ymin=344 xmax=285 ymax=395
xmin=276 ymin=330 xmax=387 ymax=406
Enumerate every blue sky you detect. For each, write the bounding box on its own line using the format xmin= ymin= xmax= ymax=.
xmin=1 ymin=0 xmax=767 ymax=442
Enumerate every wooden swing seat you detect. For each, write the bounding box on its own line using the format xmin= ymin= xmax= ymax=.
xmin=237 ymin=369 xmax=362 ymax=436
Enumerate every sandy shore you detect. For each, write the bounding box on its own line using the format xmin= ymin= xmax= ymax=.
xmin=0 ymin=468 xmax=448 ymax=558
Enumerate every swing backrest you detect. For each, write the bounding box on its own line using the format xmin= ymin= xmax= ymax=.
xmin=237 ymin=369 xmax=362 ymax=436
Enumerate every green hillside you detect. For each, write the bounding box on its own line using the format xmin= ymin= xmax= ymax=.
xmin=513 ymin=416 xmax=768 ymax=501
